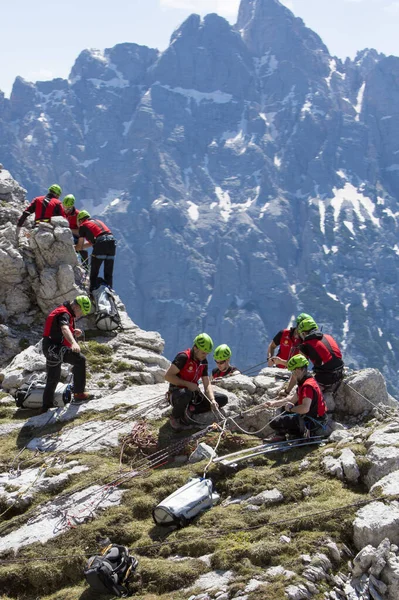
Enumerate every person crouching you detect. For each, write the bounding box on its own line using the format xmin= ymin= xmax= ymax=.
xmin=264 ymin=355 xmax=327 ymax=441
xmin=164 ymin=333 xmax=228 ymax=431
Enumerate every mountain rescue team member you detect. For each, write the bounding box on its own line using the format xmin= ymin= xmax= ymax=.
xmin=270 ymin=313 xmax=313 ymax=398
xmin=75 ymin=210 xmax=116 ymax=292
xmin=267 ymin=327 xmax=300 ymax=369
xmin=42 ymin=296 xmax=92 ymax=413
xmin=297 ymin=316 xmax=344 ymax=389
xmin=164 ymin=333 xmax=228 ymax=431
xmin=62 ymin=195 xmax=89 ymax=267
xmin=16 ymin=184 xmax=65 ymax=238
xmin=264 ymin=355 xmax=327 ymax=441
xmin=268 ymin=313 xmax=311 ymax=369
xmin=212 ymin=344 xmax=239 ymax=380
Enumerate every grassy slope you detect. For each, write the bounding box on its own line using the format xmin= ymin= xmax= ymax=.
xmin=0 ymin=343 xmax=371 ymax=599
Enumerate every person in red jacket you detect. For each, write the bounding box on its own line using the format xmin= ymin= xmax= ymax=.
xmin=75 ymin=210 xmax=116 ymax=291
xmin=42 ymin=296 xmax=92 ymax=412
xmin=164 ymin=333 xmax=228 ymax=431
xmin=267 ymin=327 xmax=300 ymax=369
xmin=211 ymin=344 xmax=239 ymax=380
xmin=297 ymin=317 xmax=344 ymax=389
xmin=16 ymin=184 xmax=65 ymax=238
xmin=264 ymin=354 xmax=327 ymax=441
xmin=62 ymin=195 xmax=88 ymax=268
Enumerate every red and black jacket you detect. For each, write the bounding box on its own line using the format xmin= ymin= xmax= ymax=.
xmin=17 ymin=194 xmax=66 ymax=227
xmin=273 ymin=328 xmax=301 ymax=368
xmin=78 ymin=218 xmax=112 ymax=245
xmin=297 ymin=374 xmax=326 ymax=418
xmin=299 ymin=330 xmax=344 ymax=374
xmin=212 ymin=365 xmax=238 ymax=379
xmin=66 ymin=207 xmax=80 ymax=230
xmin=43 ymin=302 xmax=75 ymax=348
xmin=169 ymin=348 xmax=208 ymax=390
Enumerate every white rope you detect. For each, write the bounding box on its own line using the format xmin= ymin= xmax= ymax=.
xmin=203 ymin=420 xmax=227 ymax=477
xmin=344 ymin=381 xmax=397 ymax=420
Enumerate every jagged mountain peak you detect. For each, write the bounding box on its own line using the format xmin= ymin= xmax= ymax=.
xmin=236 ymin=0 xmax=329 ymax=64
xmin=150 ymin=10 xmax=254 ymax=95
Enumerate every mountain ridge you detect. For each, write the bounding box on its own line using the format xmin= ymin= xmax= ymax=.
xmin=0 ymin=0 xmax=398 ymax=393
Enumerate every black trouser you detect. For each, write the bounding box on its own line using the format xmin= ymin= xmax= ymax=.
xmin=90 ymin=236 xmax=116 ymax=291
xmin=169 ymin=388 xmax=228 ymax=420
xmin=270 ymin=413 xmax=327 ymax=438
xmin=42 ymin=338 xmax=86 ymax=409
xmin=314 ymin=367 xmax=344 ymax=388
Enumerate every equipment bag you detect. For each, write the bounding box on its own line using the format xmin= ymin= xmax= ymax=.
xmin=92 ymin=277 xmax=122 ymax=332
xmin=84 ymin=544 xmax=138 ymax=597
xmin=152 ymin=477 xmax=219 ymax=527
xmin=14 ymin=382 xmax=71 ymax=409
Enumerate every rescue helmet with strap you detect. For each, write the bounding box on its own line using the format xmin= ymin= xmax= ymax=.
xmin=287 ymin=354 xmax=309 ymax=371
xmin=214 ymin=344 xmax=232 ymax=361
xmin=48 ymin=184 xmax=62 ymax=197
xmin=193 ymin=333 xmax=213 ymax=353
xmin=296 ymin=312 xmax=313 ymax=325
xmin=77 ymin=209 xmax=91 ymax=222
xmin=75 ymin=295 xmax=92 ymax=316
xmin=63 ymin=194 xmax=75 ymax=208
xmin=297 ymin=316 xmax=318 ymax=335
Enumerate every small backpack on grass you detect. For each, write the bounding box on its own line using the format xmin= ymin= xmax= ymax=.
xmin=92 ymin=277 xmax=122 ymax=332
xmin=14 ymin=382 xmax=71 ymax=409
xmin=84 ymin=543 xmax=138 ymax=597
xmin=152 ymin=477 xmax=219 ymax=527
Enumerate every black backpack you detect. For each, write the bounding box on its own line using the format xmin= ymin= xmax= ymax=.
xmin=84 ymin=544 xmax=138 ymax=597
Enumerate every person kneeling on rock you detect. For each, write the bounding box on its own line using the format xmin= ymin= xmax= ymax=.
xmin=41 ymin=296 xmax=92 ymax=413
xmin=164 ymin=333 xmax=228 ymax=431
xmin=264 ymin=355 xmax=328 ymax=442
xmin=211 ymin=344 xmax=240 ymax=380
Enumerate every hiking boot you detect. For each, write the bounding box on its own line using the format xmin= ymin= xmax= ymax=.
xmin=72 ymin=392 xmax=91 ymax=404
xmin=263 ymin=434 xmax=286 ymax=444
xmin=169 ymin=416 xmax=193 ymax=431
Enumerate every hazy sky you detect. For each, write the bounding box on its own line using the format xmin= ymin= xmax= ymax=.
xmin=1 ymin=0 xmax=399 ymax=97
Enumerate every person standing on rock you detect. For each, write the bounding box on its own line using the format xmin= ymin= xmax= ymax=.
xmin=16 ymin=184 xmax=65 ymax=238
xmin=211 ymin=344 xmax=239 ymax=380
xmin=62 ymin=195 xmax=89 ymax=268
xmin=74 ymin=210 xmax=116 ymax=292
xmin=267 ymin=313 xmax=311 ymax=369
xmin=264 ymin=355 xmax=328 ymax=441
xmin=297 ymin=316 xmax=344 ymax=390
xmin=164 ymin=333 xmax=228 ymax=431
xmin=42 ymin=296 xmax=92 ymax=413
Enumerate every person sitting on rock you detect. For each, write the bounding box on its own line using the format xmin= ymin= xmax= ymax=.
xmin=42 ymin=296 xmax=92 ymax=413
xmin=297 ymin=316 xmax=345 ymax=390
xmin=212 ymin=344 xmax=239 ymax=380
xmin=16 ymin=184 xmax=65 ymax=238
xmin=164 ymin=333 xmax=228 ymax=431
xmin=62 ymin=194 xmax=89 ymax=268
xmin=264 ymin=354 xmax=327 ymax=442
xmin=75 ymin=210 xmax=116 ymax=292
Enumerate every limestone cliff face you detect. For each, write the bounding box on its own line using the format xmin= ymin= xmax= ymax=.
xmin=0 ymin=0 xmax=399 ymax=393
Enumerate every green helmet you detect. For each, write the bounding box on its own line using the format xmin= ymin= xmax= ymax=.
xmin=296 ymin=313 xmax=312 ymax=325
xmin=287 ymin=354 xmax=309 ymax=371
xmin=75 ymin=295 xmax=92 ymax=316
xmin=48 ymin=184 xmax=62 ymax=197
xmin=63 ymin=194 xmax=76 ymax=208
xmin=297 ymin=317 xmax=318 ymax=335
xmin=193 ymin=333 xmax=213 ymax=353
xmin=214 ymin=344 xmax=232 ymax=361
xmin=77 ymin=210 xmax=91 ymax=222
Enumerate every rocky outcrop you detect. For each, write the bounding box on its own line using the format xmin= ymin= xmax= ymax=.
xmin=1 ymin=1 xmax=399 ymax=393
